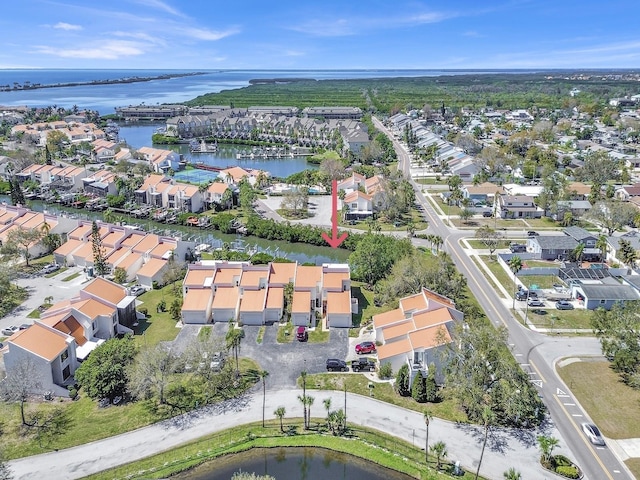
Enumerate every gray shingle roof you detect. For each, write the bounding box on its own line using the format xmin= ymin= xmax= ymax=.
xmin=578 ymin=283 xmax=640 ymax=301
xmin=563 ymin=226 xmax=596 ymax=242
xmin=533 ymin=236 xmax=579 ymax=250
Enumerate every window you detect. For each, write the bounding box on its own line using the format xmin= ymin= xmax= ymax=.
xmin=600 ymin=299 xmax=606 ymax=304
xmin=351 ymin=203 xmax=357 ymax=209
xmin=62 ymin=365 xmax=71 ymax=380
xmin=60 ymin=349 xmax=69 ymax=362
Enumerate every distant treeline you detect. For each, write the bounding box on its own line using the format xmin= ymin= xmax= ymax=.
xmin=186 ymin=72 xmax=640 ymax=113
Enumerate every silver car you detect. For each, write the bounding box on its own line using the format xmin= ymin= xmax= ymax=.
xmin=581 ymin=423 xmax=605 ymax=446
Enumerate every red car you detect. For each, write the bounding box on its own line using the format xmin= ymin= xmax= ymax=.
xmin=355 ymin=341 xmax=377 ymax=354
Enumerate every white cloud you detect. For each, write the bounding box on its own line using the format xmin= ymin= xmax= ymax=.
xmin=113 ymin=31 xmax=166 ymax=46
xmin=132 ymin=0 xmax=184 ymax=17
xmin=182 ymin=26 xmax=240 ymax=41
xmin=33 ymin=40 xmax=145 ymax=59
xmin=284 ymin=50 xmax=305 ymax=57
xmin=289 ymin=19 xmax=354 ymax=37
xmin=53 ymin=22 xmax=83 ymax=31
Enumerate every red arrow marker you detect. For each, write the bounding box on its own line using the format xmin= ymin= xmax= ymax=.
xmin=322 ymin=178 xmax=348 ymax=249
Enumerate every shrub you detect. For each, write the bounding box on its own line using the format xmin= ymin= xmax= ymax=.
xmin=425 ymin=367 xmax=439 ymax=402
xmin=138 ymin=307 xmax=148 ymax=316
xmin=157 ymin=299 xmax=167 ymax=312
xmin=411 ymin=372 xmax=427 ymax=402
xmin=378 ymin=362 xmax=393 ymax=380
xmin=555 ymin=465 xmax=579 ymax=479
xmin=395 ymin=364 xmax=410 ymax=396
xmin=68 ymin=386 xmax=78 ymax=400
xmin=152 ymin=280 xmax=159 ymax=290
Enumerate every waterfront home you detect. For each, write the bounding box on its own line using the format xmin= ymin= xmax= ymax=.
xmin=136 ymin=146 xmax=181 ymax=173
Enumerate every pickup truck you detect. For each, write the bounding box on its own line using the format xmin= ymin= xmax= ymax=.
xmin=351 ymin=358 xmax=376 ymax=372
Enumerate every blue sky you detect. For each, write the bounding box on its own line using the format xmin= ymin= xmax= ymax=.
xmin=1 ymin=0 xmax=639 ymax=69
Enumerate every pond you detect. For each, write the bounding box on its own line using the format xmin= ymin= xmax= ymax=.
xmin=172 ymin=447 xmax=415 ymax=480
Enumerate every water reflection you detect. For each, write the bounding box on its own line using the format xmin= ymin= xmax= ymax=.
xmin=173 ymin=447 xmax=414 ymax=480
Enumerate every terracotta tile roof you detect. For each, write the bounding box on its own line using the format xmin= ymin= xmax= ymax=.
xmin=409 ymin=325 xmax=452 ymax=350
xmin=269 ymin=262 xmax=297 ymax=285
xmin=214 ymin=267 xmax=242 ymax=285
xmin=463 ymin=182 xmax=504 ymax=195
xmin=212 ymin=286 xmax=240 ymax=309
xmin=372 ymin=308 xmax=406 ymax=328
xmin=182 ymin=288 xmax=213 ymax=311
xmin=421 ymin=288 xmax=455 ymax=308
xmin=323 ymin=271 xmax=349 ymax=290
xmin=184 ymin=268 xmax=216 ymax=287
xmin=292 ymin=290 xmax=311 ymax=313
xmin=120 ymin=232 xmax=146 ymax=248
xmin=295 ymin=265 xmax=322 ymax=289
xmin=8 ymin=323 xmax=70 ymax=361
xmin=221 ymin=166 xmax=250 ymax=182
xmin=54 ymin=238 xmax=84 ymax=256
xmin=51 ymin=315 xmax=87 ymax=346
xmin=107 ymin=247 xmax=131 ymax=267
xmin=102 ymin=230 xmax=127 ymax=248
xmin=380 ymin=320 xmax=414 ymax=341
xmin=412 ymin=307 xmax=454 ymax=330
xmin=240 ymin=269 xmax=267 ymax=288
xmin=266 ymin=287 xmax=284 ymax=309
xmin=344 ymin=190 xmax=372 ymax=203
xmin=240 ymin=289 xmax=266 ymax=312
xmin=76 ymin=298 xmax=115 ymax=319
xmin=71 ymin=241 xmax=94 ymax=260
xmin=132 ymin=234 xmax=160 ymax=254
xmin=377 ymin=337 xmax=412 ymax=361
xmin=566 ymin=182 xmax=591 ymax=195
xmin=137 ymin=258 xmax=167 ymax=277
xmin=117 ymin=251 xmax=142 ymax=270
xmin=207 ymin=182 xmax=229 ymax=195
xmin=82 ymin=277 xmax=127 ymax=305
xmin=400 ymin=292 xmax=427 ymax=313
xmin=326 ymin=290 xmax=351 ymax=315
xmin=149 ymin=241 xmax=175 ymax=259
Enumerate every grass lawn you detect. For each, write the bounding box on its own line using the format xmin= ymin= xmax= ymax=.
xmin=308 ymin=327 xmax=329 ymax=343
xmin=303 ymin=373 xmax=467 ymax=423
xmin=256 ymin=326 xmax=265 ymax=344
xmin=45 ymin=266 xmax=68 ymax=278
xmin=465 ymin=239 xmax=515 ymax=250
xmin=519 ymin=275 xmax=559 ymax=290
xmin=198 ymin=325 xmax=211 ymax=340
xmin=479 ymin=255 xmax=514 ymax=294
xmin=27 ymin=308 xmax=41 ymax=319
xmin=133 ymin=283 xmax=184 ymax=346
xmin=277 ymin=322 xmax=294 ymax=343
xmin=557 ymin=359 xmax=640 ymax=439
xmin=522 ymin=217 xmax=562 ymax=229
xmin=526 ymin=308 xmax=593 ymax=331
xmin=350 ymin=282 xmax=391 ymax=336
xmin=62 ymin=271 xmax=81 ymax=282
xmin=471 ymin=257 xmax=508 ymax=299
xmin=626 ymin=459 xmax=640 ymax=480
xmin=450 ymin=217 xmax=524 ymax=229
xmin=431 ymin=195 xmax=462 ymax=216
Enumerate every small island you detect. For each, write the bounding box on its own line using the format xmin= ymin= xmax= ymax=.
xmin=0 ymin=71 xmax=207 ymax=92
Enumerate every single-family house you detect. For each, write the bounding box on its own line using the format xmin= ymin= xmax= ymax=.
xmin=571 ymin=280 xmax=640 ymax=310
xmin=527 ymin=235 xmax=578 ymax=261
xmin=342 ymin=190 xmax=373 ymax=219
xmin=499 ymin=195 xmax=543 ymax=219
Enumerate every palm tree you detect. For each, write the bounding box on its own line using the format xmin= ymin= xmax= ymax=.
xmin=596 ymin=234 xmax=609 ymax=261
xmin=260 ymin=370 xmax=269 ymax=427
xmin=424 ymin=410 xmax=433 ymax=464
xmin=274 ymin=406 xmax=286 ymax=433
xmin=305 ymin=395 xmax=315 ymax=430
xmin=323 ymin=398 xmax=332 ymax=431
xmin=430 ymin=441 xmax=448 ymax=470
xmin=297 ymin=394 xmax=307 ymax=429
xmin=503 ymin=468 xmax=522 ymax=480
xmin=225 ymin=321 xmax=243 ymax=377
xmin=537 ymin=435 xmax=559 ymax=465
xmin=573 ymin=243 xmax=585 ymax=265
xmin=509 ymin=255 xmax=523 ymax=309
xmin=475 ymin=406 xmax=496 ymax=480
xmin=433 ymin=235 xmax=443 ymax=252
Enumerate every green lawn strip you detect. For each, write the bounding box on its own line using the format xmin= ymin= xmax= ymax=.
xmin=82 ymin=420 xmax=477 ymax=480
xmin=557 ymin=359 xmax=640 ymax=439
xmin=62 ymin=272 xmax=81 ymax=282
xmin=519 ymin=275 xmax=559 ymax=290
xmin=276 ymin=322 xmax=294 ymax=343
xmin=471 ymin=257 xmax=507 ymax=299
xmin=133 ymin=283 xmax=183 ymax=346
xmin=308 ymin=328 xmax=329 ymax=343
xmin=432 ymin=196 xmax=462 ymax=216
xmin=303 ymin=373 xmax=467 ymax=423
xmin=625 ymin=458 xmax=640 ymax=480
xmin=198 ymin=325 xmax=211 ymax=340
xmin=256 ymin=326 xmax=265 ymax=344
xmin=0 ymin=284 xmax=27 ymax=318
xmin=525 ymin=307 xmax=592 ymax=330
xmin=27 ymin=309 xmax=41 ymax=319
xmin=465 ymin=239 xmax=515 ymax=250
xmin=478 ymin=255 xmax=514 ymax=294
xmin=350 ymin=281 xmax=391 ymax=335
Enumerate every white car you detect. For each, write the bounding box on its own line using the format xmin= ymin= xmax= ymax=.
xmin=1 ymin=325 xmax=19 ymax=336
xmin=581 ymin=423 xmax=605 ymax=446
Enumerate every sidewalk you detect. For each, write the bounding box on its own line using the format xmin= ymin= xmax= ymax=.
xmin=7 ymin=389 xmax=562 ymax=480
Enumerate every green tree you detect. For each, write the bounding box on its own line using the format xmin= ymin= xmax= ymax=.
xmin=572 ymin=243 xmax=585 ymax=264
xmin=113 ymin=266 xmax=127 ymax=284
xmin=411 ymin=372 xmax=427 ymax=402
xmin=91 ymin=220 xmax=108 ymax=276
xmin=424 ymin=366 xmax=439 ymax=402
xmin=128 ymin=343 xmax=178 ymax=405
xmin=459 ymin=207 xmax=474 ymax=224
xmin=395 ymin=364 xmax=410 ymax=396
xmin=592 ymin=301 xmax=640 ymax=386
xmin=447 ymin=174 xmax=462 ymax=191
xmin=537 ymin=435 xmax=559 ymax=465
xmin=260 ymin=370 xmax=269 ymax=427
xmin=588 ymin=199 xmax=638 ymax=236
xmin=226 ymin=322 xmax=243 ymax=376
xmin=274 ymin=406 xmax=286 ymax=433
xmin=430 ymin=441 xmax=448 ymax=470
xmin=238 ymin=179 xmax=256 ymax=210
xmin=3 ymin=226 xmax=43 ymax=267
xmin=74 ymin=336 xmax=136 ymax=401
xmin=423 ymin=410 xmax=433 ymax=464
xmin=349 ymin=234 xmax=412 ymax=286
xmin=596 ymin=234 xmax=609 ymax=261
xmin=475 ymin=226 xmax=503 ymax=259
xmin=503 ymin=468 xmax=521 ymax=480
xmin=169 ymin=298 xmax=182 ymax=322
xmin=508 ymin=255 xmax=523 ymax=309
xmin=8 ymin=178 xmax=25 ymax=206
xmin=616 ymin=238 xmax=637 ymax=267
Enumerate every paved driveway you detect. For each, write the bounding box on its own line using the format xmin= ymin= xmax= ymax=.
xmin=260 ymin=195 xmax=334 ymax=228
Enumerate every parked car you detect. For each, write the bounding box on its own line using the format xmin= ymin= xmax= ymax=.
xmin=527 ymin=299 xmax=545 ymax=307
xmin=40 ymin=263 xmax=60 ymax=274
xmin=296 ymin=326 xmax=308 ymax=342
xmin=355 ymin=341 xmax=377 ymax=355
xmin=129 ymin=285 xmax=146 ymax=296
xmin=581 ymin=423 xmax=606 ymax=446
xmin=351 ymin=358 xmax=376 ymax=372
xmin=531 ymin=308 xmax=547 ymax=315
xmin=19 ymin=323 xmax=31 ymax=330
xmin=510 ymin=243 xmax=526 ymax=253
xmin=1 ymin=325 xmax=19 ymax=336
xmin=527 ymin=231 xmax=539 ymax=237
xmin=556 ymin=300 xmax=574 ymax=310
xmin=326 ymin=358 xmax=348 ymax=372
xmin=482 ymin=211 xmax=492 ymax=218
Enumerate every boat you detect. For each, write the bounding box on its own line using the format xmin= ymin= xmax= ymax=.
xmin=190 ymin=139 xmax=218 ymax=153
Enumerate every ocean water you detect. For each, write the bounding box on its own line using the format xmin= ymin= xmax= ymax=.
xmin=0 ymin=68 xmax=534 ymax=115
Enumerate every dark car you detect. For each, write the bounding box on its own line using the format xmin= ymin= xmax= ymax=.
xmin=355 ymin=341 xmax=377 ymax=354
xmin=527 ymin=231 xmax=539 ymax=237
xmin=556 ymin=300 xmax=574 ymax=310
xmin=326 ymin=358 xmax=348 ymax=372
xmin=296 ymin=326 xmax=308 ymax=342
xmin=581 ymin=423 xmax=606 ymax=446
xmin=510 ymin=243 xmax=527 ymax=253
xmin=482 ymin=211 xmax=492 ymax=218
xmin=531 ymin=308 xmax=547 ymax=315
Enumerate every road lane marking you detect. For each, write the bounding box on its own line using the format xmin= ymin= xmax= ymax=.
xmin=572 ymin=414 xmax=583 ymax=417
xmin=553 ymin=395 xmax=615 ymax=480
xmin=557 ymin=388 xmax=568 ymax=395
xmin=530 ymin=380 xmax=543 ymax=388
xmin=529 ymin=360 xmax=546 ymax=383
xmin=563 ymin=403 xmax=576 ymax=406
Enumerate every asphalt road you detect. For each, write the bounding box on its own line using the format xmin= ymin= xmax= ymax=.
xmin=372 ymin=116 xmax=633 ymax=480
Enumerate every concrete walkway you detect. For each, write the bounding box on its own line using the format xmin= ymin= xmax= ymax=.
xmin=7 ymin=389 xmax=563 ymax=480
